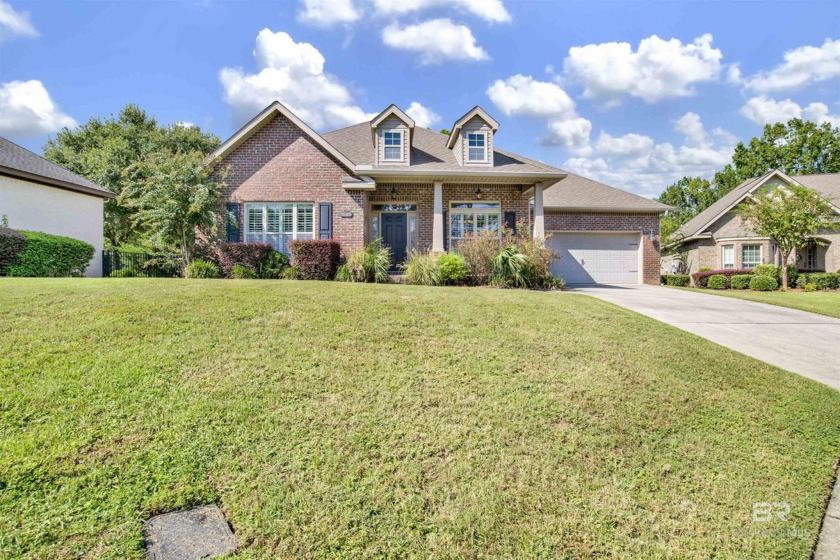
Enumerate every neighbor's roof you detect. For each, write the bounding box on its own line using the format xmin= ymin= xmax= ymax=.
xmin=541 ymin=172 xmax=671 ymax=213
xmin=0 ymin=136 xmax=114 ymax=198
xmin=675 ymin=170 xmax=840 ymax=240
xmin=323 ymin=123 xmax=564 ymax=176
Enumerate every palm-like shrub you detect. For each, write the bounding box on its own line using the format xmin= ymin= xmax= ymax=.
xmin=336 ymin=239 xmax=392 ymax=283
xmin=492 ymin=245 xmax=532 ymax=288
xmin=185 ymin=259 xmax=220 ymax=279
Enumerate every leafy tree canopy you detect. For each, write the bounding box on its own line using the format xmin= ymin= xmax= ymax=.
xmin=43 ymin=104 xmax=221 ymax=248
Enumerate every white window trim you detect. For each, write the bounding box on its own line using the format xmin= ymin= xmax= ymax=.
xmin=369 ymin=202 xmax=418 ymax=252
xmin=721 ymin=244 xmax=735 ymax=269
xmin=382 ymin=130 xmax=404 ymax=162
xmin=466 ymin=132 xmax=488 ymax=163
xmin=741 ymin=243 xmax=762 ymax=269
xmin=244 ymin=202 xmax=314 ymax=254
xmin=449 ymin=200 xmax=501 ymax=246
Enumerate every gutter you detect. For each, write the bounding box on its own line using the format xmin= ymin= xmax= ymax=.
xmin=0 ymin=166 xmax=115 ymax=199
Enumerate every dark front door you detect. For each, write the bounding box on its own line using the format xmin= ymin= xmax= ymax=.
xmin=382 ymin=213 xmax=408 ymax=269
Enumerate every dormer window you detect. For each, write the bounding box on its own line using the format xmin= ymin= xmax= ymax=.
xmin=383 ymin=131 xmax=402 ymax=161
xmin=467 ymin=133 xmax=487 ymax=162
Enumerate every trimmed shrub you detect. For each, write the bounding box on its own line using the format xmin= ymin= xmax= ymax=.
xmin=109 ymin=268 xmax=137 ymax=278
xmin=664 ymin=274 xmax=690 ymax=287
xmin=804 ymin=283 xmax=817 ymax=292
xmin=692 ymin=268 xmax=753 ymax=288
xmin=335 ymin=239 xmax=391 ymax=283
xmin=437 ymin=253 xmax=469 ymax=286
xmin=0 ymin=226 xmax=28 ymax=275
xmin=730 ymin=274 xmax=752 ymax=290
xmin=290 ymin=240 xmax=341 ymax=280
xmin=401 ymin=251 xmax=441 ymax=286
xmin=752 ymin=264 xmax=777 ymax=277
xmin=185 ymin=259 xmax=220 ymax=279
xmin=6 ymin=230 xmax=94 ymax=277
xmin=785 ymin=265 xmax=799 ymax=288
xmin=707 ymin=274 xmax=728 ymax=289
xmin=230 ymin=264 xmax=257 ymax=279
xmin=281 ymin=266 xmax=299 ymax=280
xmin=699 ymin=267 xmax=712 ymax=272
xmin=217 ymin=242 xmax=286 ymax=278
xmin=750 ymin=275 xmax=778 ymax=291
xmin=808 ymin=272 xmax=839 ymax=290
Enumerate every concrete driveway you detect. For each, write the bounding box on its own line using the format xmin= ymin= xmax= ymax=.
xmin=572 ymin=285 xmax=840 ymax=391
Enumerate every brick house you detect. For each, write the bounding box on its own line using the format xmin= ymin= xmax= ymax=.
xmin=663 ymin=169 xmax=840 ymax=275
xmin=211 ymin=101 xmax=670 ymax=284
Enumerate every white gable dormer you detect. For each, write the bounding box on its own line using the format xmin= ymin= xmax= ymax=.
xmin=446 ymin=106 xmax=500 ymax=168
xmin=371 ymin=104 xmax=414 ymax=166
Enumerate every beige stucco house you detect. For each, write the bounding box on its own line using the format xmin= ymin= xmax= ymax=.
xmin=0 ymin=137 xmax=114 ymax=277
xmin=211 ymin=101 xmax=670 ymax=284
xmin=663 ymin=170 xmax=840 ymax=275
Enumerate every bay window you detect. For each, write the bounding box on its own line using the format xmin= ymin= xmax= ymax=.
xmin=450 ymin=201 xmax=500 ymax=247
xmin=722 ymin=245 xmax=734 ymax=269
xmin=245 ymin=203 xmax=314 ymax=254
xmin=741 ymin=244 xmax=761 ymax=269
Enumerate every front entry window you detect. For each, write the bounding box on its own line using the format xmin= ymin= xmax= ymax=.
xmin=450 ymin=201 xmax=500 ymax=247
xmin=245 ymin=203 xmax=314 ymax=254
xmin=741 ymin=244 xmax=761 ymax=269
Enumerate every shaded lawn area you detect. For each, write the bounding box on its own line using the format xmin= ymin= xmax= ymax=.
xmin=1 ymin=279 xmax=839 ymax=559
xmin=675 ymin=287 xmax=840 ymax=319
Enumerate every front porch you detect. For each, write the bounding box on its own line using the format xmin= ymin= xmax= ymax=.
xmin=364 ymin=181 xmax=549 ymax=266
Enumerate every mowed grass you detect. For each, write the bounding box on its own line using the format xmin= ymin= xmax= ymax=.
xmin=1 ymin=279 xmax=839 ymax=559
xmin=676 ymin=287 xmax=840 ymax=319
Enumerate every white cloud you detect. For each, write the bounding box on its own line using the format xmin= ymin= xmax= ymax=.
xmin=564 ymin=113 xmax=734 ymax=197
xmin=486 ymin=74 xmax=591 ymax=154
xmin=594 ymin=132 xmax=654 ymax=157
xmin=739 ymin=95 xmax=840 ymax=128
xmin=405 ymin=101 xmax=440 ymax=128
xmin=0 ymin=80 xmax=76 ymax=137
xmin=219 ymin=29 xmax=375 ymax=129
xmin=298 ymin=0 xmax=360 ymax=27
xmin=745 ymin=39 xmax=840 ymax=92
xmin=0 ymin=0 xmax=37 ymax=42
xmin=674 ymin=112 xmax=710 ymax=147
xmin=174 ymin=121 xmax=196 ymax=128
xmin=563 ymin=33 xmax=723 ymax=104
xmin=382 ymin=19 xmax=489 ymax=64
xmin=372 ymin=0 xmax=510 ymax=23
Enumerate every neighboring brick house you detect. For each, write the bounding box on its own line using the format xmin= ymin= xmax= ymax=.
xmin=210 ymin=101 xmax=670 ymax=284
xmin=663 ymin=170 xmax=840 ymax=275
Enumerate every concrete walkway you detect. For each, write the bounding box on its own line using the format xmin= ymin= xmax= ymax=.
xmin=571 ymin=284 xmax=840 ymax=391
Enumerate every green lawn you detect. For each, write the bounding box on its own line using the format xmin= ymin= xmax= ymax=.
xmin=1 ymin=279 xmax=838 ymax=559
xmin=676 ymin=287 xmax=840 ymax=319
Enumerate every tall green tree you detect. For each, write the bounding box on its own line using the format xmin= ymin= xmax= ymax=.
xmin=655 ymin=176 xmax=718 ymax=243
xmin=714 ymin=119 xmax=840 ymax=194
xmin=737 ymin=184 xmax=837 ymax=290
xmin=125 ymin=151 xmax=228 ymax=265
xmin=43 ymin=105 xmax=220 ymax=248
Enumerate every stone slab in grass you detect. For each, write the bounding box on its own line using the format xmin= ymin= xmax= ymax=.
xmin=144 ymin=506 xmax=236 ymax=560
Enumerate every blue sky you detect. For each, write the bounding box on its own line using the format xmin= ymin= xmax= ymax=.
xmin=1 ymin=0 xmax=838 ymax=197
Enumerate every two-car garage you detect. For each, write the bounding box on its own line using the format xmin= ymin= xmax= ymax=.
xmin=547 ymin=232 xmax=642 ymax=284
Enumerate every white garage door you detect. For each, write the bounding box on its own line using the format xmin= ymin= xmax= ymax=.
xmin=548 ymin=232 xmax=641 ymax=284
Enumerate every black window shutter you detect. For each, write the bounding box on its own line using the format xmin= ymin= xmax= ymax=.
xmin=504 ymin=211 xmax=516 ymax=234
xmin=319 ymin=202 xmax=333 ymax=239
xmin=226 ymin=203 xmax=240 ymax=242
xmin=443 ymin=209 xmax=448 ymax=251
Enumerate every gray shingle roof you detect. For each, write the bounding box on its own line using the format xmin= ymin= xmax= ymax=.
xmin=675 ymin=171 xmax=840 ymax=239
xmin=322 ymin=123 xmax=563 ymax=174
xmin=0 ymin=136 xmax=113 ymax=198
xmin=542 ymin=172 xmax=671 ymax=213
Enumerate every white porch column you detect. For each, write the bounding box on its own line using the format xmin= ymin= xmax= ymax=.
xmin=432 ymin=181 xmax=444 ymax=253
xmin=533 ymin=182 xmax=545 ymax=241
